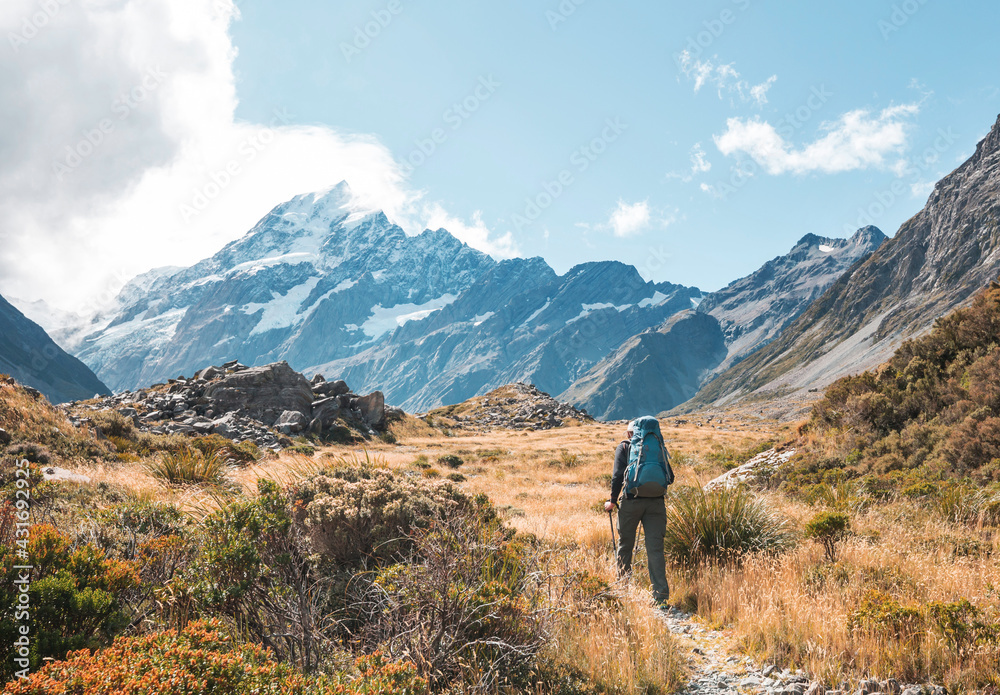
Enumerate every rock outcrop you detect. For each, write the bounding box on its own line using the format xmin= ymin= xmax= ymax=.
xmin=70 ymin=360 xmax=392 ymax=449
xmin=428 ymin=382 xmax=593 ymax=431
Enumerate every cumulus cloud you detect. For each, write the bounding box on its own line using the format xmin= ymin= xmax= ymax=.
xmin=677 ymin=51 xmax=775 ymax=106
xmin=609 ymin=200 xmax=651 ymax=238
xmin=0 ymin=0 xmax=513 ymax=312
xmin=713 ymin=104 xmax=920 ymax=175
xmin=421 ymin=203 xmax=519 ymax=258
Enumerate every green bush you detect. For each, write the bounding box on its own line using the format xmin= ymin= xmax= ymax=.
xmin=438 ymin=454 xmax=463 ymax=469
xmin=803 ymin=511 xmax=850 ymax=562
xmin=0 ymin=524 xmax=139 ymax=681
xmin=662 ymin=485 xmax=795 ymax=565
xmin=849 ymin=589 xmax=924 ymax=639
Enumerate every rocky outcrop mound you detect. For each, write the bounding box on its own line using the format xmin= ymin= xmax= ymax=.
xmin=69 ymin=360 xmax=396 ymax=450
xmin=427 ymin=382 xmax=592 ymax=431
xmin=704 ymin=447 xmax=795 ymax=490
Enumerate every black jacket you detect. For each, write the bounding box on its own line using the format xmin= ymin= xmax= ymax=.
xmin=610 ymin=440 xmax=630 ymax=503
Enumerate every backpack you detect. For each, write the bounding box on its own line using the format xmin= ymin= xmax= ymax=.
xmin=624 ymin=415 xmax=674 ymax=498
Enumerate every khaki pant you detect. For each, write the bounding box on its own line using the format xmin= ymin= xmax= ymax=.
xmin=616 ymin=497 xmax=669 ymax=604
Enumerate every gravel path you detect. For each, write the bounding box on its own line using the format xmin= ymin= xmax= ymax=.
xmin=657 ymin=607 xmax=814 ymax=695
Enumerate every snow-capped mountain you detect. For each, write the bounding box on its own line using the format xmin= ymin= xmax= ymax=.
xmin=73 ymin=182 xmax=700 ymax=408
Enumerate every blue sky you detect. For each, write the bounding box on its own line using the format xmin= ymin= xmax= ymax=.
xmin=229 ymin=0 xmax=1000 ymax=292
xmin=1 ymin=0 xmax=998 ymax=311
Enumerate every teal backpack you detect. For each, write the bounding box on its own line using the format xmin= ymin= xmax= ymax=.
xmin=624 ymin=416 xmax=674 ymax=498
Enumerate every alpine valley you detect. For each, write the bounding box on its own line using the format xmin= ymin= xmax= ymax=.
xmin=22 ymin=112 xmax=1000 ymax=419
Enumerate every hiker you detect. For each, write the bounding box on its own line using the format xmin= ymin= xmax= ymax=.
xmin=605 ymin=416 xmax=673 ymax=607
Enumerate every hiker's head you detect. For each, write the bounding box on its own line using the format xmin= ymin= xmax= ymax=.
xmin=626 ymin=420 xmax=635 ymax=437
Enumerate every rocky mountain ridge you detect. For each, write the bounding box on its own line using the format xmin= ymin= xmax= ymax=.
xmin=0 ymin=293 xmax=110 ymax=404
xmin=688 ymin=112 xmax=1000 ymax=410
xmin=559 ymin=228 xmax=886 ymax=419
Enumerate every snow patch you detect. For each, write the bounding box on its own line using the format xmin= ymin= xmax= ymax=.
xmin=690 ymin=295 xmax=704 ymax=308
xmin=638 ymin=291 xmax=668 ymax=308
xmin=818 ymin=245 xmax=834 ymax=253
xmin=361 ymin=294 xmax=458 ymax=338
xmin=332 ymin=278 xmax=357 ymax=293
xmin=230 ymin=252 xmax=314 ymax=276
xmin=525 ymin=300 xmax=551 ymax=325
xmin=243 ymin=277 xmax=321 ymax=336
xmin=472 ymin=312 xmax=494 ymax=326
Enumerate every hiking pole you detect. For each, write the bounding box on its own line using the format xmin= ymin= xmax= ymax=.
xmin=607 ymin=509 xmax=617 ymax=556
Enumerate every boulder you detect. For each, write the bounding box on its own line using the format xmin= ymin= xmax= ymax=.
xmin=204 ymin=361 xmax=313 ymax=426
xmin=356 ymin=391 xmax=385 ymax=428
xmin=0 ymin=428 xmax=10 ymax=446
xmin=275 ymin=409 xmax=308 ymax=434
xmin=311 ymin=374 xmax=325 ymax=385
xmin=313 ymin=379 xmax=350 ymax=398
xmin=196 ymin=365 xmax=221 ymax=380
xmin=310 ymin=397 xmax=342 ymax=430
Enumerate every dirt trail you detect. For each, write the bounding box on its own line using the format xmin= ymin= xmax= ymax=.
xmin=657 ymin=607 xmax=814 ymax=695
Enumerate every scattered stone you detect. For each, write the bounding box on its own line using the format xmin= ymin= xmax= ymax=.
xmin=804 ymin=682 xmax=825 ymax=695
xmin=0 ymin=428 xmax=10 ymax=446
xmin=42 ymin=466 xmax=91 ymax=483
xmin=882 ymin=680 xmax=901 ymax=695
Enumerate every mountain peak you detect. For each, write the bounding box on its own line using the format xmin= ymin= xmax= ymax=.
xmin=850 ymin=225 xmax=887 ymax=249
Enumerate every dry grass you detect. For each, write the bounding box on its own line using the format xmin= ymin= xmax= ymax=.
xmin=670 ymin=498 xmax=1000 ymax=692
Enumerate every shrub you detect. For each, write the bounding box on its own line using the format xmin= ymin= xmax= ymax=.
xmin=438 ymin=454 xmax=463 ymax=469
xmin=927 ymin=598 xmax=999 ymax=655
xmin=145 ymin=448 xmax=231 ymax=486
xmin=446 ymin=472 xmax=466 ymax=482
xmin=662 ymin=486 xmax=795 ymax=565
xmin=180 ymin=479 xmax=332 ymax=670
xmin=291 ymin=467 xmax=478 ymax=566
xmin=849 ymin=590 xmax=924 ymax=639
xmin=363 ymin=517 xmax=542 ymax=690
xmin=803 ymin=511 xmax=850 ymax=562
xmin=4 ymin=442 xmax=51 ymax=465
xmin=3 ymin=618 xmax=428 ymax=695
xmin=0 ymin=525 xmax=139 ymax=681
xmin=89 ymin=411 xmax=136 ymax=440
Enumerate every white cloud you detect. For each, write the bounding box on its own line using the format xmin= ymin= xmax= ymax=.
xmin=0 ymin=0 xmax=514 ymax=312
xmin=609 ymin=200 xmax=651 ymax=238
xmin=713 ymin=104 xmax=920 ymax=175
xmin=677 ymin=51 xmax=776 ymax=106
xmin=421 ymin=204 xmax=519 ymax=258
xmin=667 ymin=143 xmax=712 ymax=183
xmin=690 ymin=143 xmax=712 ymax=174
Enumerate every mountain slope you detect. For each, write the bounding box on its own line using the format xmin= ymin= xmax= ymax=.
xmin=560 ymin=310 xmax=726 ymax=420
xmin=0 ymin=294 xmax=110 ymax=403
xmin=557 ymin=228 xmax=885 ymax=419
xmin=689 ymin=113 xmax=1000 ymax=409
xmin=700 ymin=226 xmax=887 ymax=370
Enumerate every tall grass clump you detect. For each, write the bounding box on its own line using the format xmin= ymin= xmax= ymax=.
xmin=663 ymin=485 xmax=795 ymax=565
xmin=146 ymin=448 xmax=231 ymax=487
